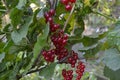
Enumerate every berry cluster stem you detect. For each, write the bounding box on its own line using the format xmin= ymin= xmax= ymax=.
xmin=63 ymin=4 xmax=75 ymax=31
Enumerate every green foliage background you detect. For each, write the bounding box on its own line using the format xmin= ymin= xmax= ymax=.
xmin=0 ymin=0 xmax=120 ymax=80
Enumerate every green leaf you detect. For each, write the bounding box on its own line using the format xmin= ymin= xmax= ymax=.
xmin=104 ymin=66 xmax=120 ymax=80
xmin=11 ymin=16 xmax=33 ymax=44
xmin=23 ymin=24 xmax=49 ymax=76
xmin=10 ymin=8 xmax=23 ymax=28
xmin=102 ymin=48 xmax=120 ymax=71
xmin=0 ymin=62 xmax=6 ymax=72
xmin=5 ymin=0 xmax=19 ymax=8
xmin=107 ymin=21 xmax=120 ymax=50
xmin=81 ymin=36 xmax=98 ymax=46
xmin=39 ymin=63 xmax=57 ymax=79
xmin=0 ymin=42 xmax=5 ymax=52
xmin=8 ymin=45 xmax=24 ymax=54
xmin=16 ymin=0 xmax=27 ymax=10
xmin=0 ymin=70 xmax=12 ymax=80
xmin=79 ymin=43 xmax=101 ymax=59
xmin=33 ymin=24 xmax=49 ymax=59
xmin=0 ymin=53 xmax=5 ymax=63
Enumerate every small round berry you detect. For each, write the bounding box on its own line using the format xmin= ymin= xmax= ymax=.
xmin=53 ymin=24 xmax=60 ymax=30
xmin=63 ymin=34 xmax=68 ymax=39
xmin=44 ymin=12 xmax=50 ymax=18
xmin=70 ymin=0 xmax=76 ymax=3
xmin=65 ymin=4 xmax=72 ymax=11
xmin=48 ymin=17 xmax=53 ymax=24
xmin=49 ymin=9 xmax=55 ymax=16
xmin=60 ymin=0 xmax=69 ymax=5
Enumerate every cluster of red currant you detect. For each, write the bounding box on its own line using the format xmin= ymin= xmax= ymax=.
xmin=42 ymin=0 xmax=85 ymax=80
xmin=76 ymin=62 xmax=85 ymax=80
xmin=62 ymin=69 xmax=73 ymax=80
xmin=68 ymin=51 xmax=78 ymax=68
xmin=42 ymin=49 xmax=55 ymax=62
xmin=44 ymin=9 xmax=59 ymax=32
xmin=60 ymin=0 xmax=76 ymax=11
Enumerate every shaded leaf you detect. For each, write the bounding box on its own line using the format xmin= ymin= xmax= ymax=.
xmin=23 ymin=24 xmax=49 ymax=76
xmin=79 ymin=43 xmax=101 ymax=59
xmin=0 ymin=62 xmax=6 ymax=72
xmin=16 ymin=0 xmax=27 ymax=10
xmin=33 ymin=24 xmax=49 ymax=59
xmin=39 ymin=63 xmax=57 ymax=79
xmin=0 ymin=53 xmax=5 ymax=63
xmin=104 ymin=66 xmax=120 ymax=80
xmin=0 ymin=70 xmax=12 ymax=80
xmin=10 ymin=8 xmax=23 ymax=28
xmin=11 ymin=16 xmax=33 ymax=44
xmin=107 ymin=21 xmax=120 ymax=50
xmin=102 ymin=48 xmax=120 ymax=71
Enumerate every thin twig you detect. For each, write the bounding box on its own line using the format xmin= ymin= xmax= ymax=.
xmin=27 ymin=65 xmax=46 ymax=74
xmin=47 ymin=0 xmax=51 ymax=8
xmin=0 ymin=34 xmax=6 ymax=40
xmin=1 ymin=0 xmax=9 ymax=12
xmin=63 ymin=4 xmax=75 ymax=31
xmin=58 ymin=54 xmax=70 ymax=63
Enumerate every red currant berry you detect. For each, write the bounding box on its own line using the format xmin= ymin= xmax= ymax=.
xmin=49 ymin=9 xmax=55 ymax=16
xmin=65 ymin=4 xmax=72 ymax=11
xmin=48 ymin=17 xmax=53 ymax=24
xmin=60 ymin=0 xmax=69 ymax=5
xmin=70 ymin=0 xmax=76 ymax=3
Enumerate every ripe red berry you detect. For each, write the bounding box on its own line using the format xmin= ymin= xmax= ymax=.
xmin=65 ymin=4 xmax=72 ymax=11
xmin=60 ymin=0 xmax=69 ymax=5
xmin=44 ymin=12 xmax=50 ymax=22
xmin=49 ymin=9 xmax=55 ymax=16
xmin=42 ymin=49 xmax=56 ymax=62
xmin=75 ymin=61 xmax=85 ymax=80
xmin=48 ymin=17 xmax=53 ymax=24
xmin=53 ymin=24 xmax=59 ymax=30
xmin=62 ymin=69 xmax=73 ymax=80
xmin=70 ymin=0 xmax=76 ymax=3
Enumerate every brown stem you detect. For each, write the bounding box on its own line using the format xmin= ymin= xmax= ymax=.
xmin=63 ymin=4 xmax=75 ymax=31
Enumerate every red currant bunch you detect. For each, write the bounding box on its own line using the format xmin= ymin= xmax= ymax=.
xmin=62 ymin=69 xmax=73 ymax=80
xmin=42 ymin=49 xmax=56 ymax=62
xmin=51 ymin=30 xmax=68 ymax=49
xmin=55 ymin=48 xmax=68 ymax=61
xmin=67 ymin=51 xmax=78 ymax=68
xmin=76 ymin=61 xmax=85 ymax=80
xmin=44 ymin=9 xmax=59 ymax=32
xmin=60 ymin=0 xmax=76 ymax=11
xmin=43 ymin=1 xmax=86 ymax=80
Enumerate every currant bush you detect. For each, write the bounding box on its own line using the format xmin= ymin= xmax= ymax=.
xmin=42 ymin=0 xmax=85 ymax=80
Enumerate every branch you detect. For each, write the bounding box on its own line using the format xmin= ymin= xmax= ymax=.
xmin=27 ymin=66 xmax=46 ymax=74
xmin=17 ymin=65 xmax=47 ymax=80
xmin=58 ymin=54 xmax=70 ymax=63
xmin=1 ymin=0 xmax=9 ymax=12
xmin=63 ymin=4 xmax=75 ymax=31
xmin=0 ymin=34 xmax=6 ymax=40
xmin=47 ymin=0 xmax=52 ymax=8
